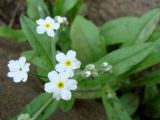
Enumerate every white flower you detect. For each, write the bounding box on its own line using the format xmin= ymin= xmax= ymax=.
xmin=55 ymin=50 xmax=81 ymax=77
xmin=44 ymin=71 xmax=77 ymax=100
xmin=55 ymin=16 xmax=68 ymax=24
xmin=36 ymin=16 xmax=60 ymax=37
xmin=7 ymin=57 xmax=30 ymax=83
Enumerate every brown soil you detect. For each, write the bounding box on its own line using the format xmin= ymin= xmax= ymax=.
xmin=0 ymin=0 xmax=160 ymax=120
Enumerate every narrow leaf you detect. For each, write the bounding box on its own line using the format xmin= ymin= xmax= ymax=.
xmin=0 ymin=26 xmax=26 ymax=42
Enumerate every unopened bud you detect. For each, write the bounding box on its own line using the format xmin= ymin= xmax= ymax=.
xmin=101 ymin=62 xmax=112 ymax=73
xmin=85 ymin=64 xmax=95 ymax=70
xmin=83 ymin=71 xmax=91 ymax=78
xmin=62 ymin=17 xmax=69 ymax=25
xmin=102 ymin=62 xmax=108 ymax=67
xmin=104 ymin=65 xmax=112 ymax=72
xmin=17 ymin=113 xmax=30 ymax=120
xmin=92 ymin=71 xmax=99 ymax=77
xmin=107 ymin=93 xmax=113 ymax=99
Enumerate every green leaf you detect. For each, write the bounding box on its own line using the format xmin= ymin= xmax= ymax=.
xmin=11 ymin=93 xmax=58 ymax=120
xmin=0 ymin=26 xmax=26 ymax=42
xmin=53 ymin=0 xmax=78 ymax=16
xmin=22 ymin=50 xmax=50 ymax=71
xmin=100 ymin=9 xmax=160 ymax=47
xmin=144 ymin=84 xmax=158 ymax=103
xmin=63 ymin=0 xmax=78 ymax=15
xmin=132 ymin=70 xmax=160 ymax=86
xmin=102 ymin=88 xmax=132 ymax=120
xmin=80 ymin=43 xmax=154 ymax=91
xmin=70 ymin=15 xmax=106 ymax=65
xmin=120 ymin=93 xmax=139 ymax=116
xmin=37 ymin=68 xmax=49 ymax=82
xmin=128 ymin=39 xmax=160 ymax=74
xmin=148 ymin=27 xmax=160 ymax=42
xmin=67 ymin=0 xmax=87 ymax=21
xmin=59 ymin=93 xmax=75 ymax=112
xmin=95 ymin=43 xmax=154 ymax=75
xmin=57 ymin=28 xmax=71 ymax=52
xmin=123 ymin=8 xmax=160 ymax=46
xmin=143 ymin=94 xmax=160 ymax=118
xmin=20 ymin=16 xmax=54 ymax=70
xmin=100 ymin=17 xmax=138 ymax=45
xmin=26 ymin=0 xmax=49 ymax=20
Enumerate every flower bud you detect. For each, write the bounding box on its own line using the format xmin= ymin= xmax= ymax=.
xmin=104 ymin=65 xmax=112 ymax=72
xmin=85 ymin=64 xmax=95 ymax=70
xmin=101 ymin=62 xmax=112 ymax=73
xmin=17 ymin=113 xmax=30 ymax=120
xmin=92 ymin=70 xmax=99 ymax=78
xmin=107 ymin=93 xmax=113 ymax=99
xmin=83 ymin=71 xmax=92 ymax=78
xmin=102 ymin=62 xmax=108 ymax=67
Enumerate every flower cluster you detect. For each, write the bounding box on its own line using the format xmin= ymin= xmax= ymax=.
xmin=36 ymin=16 xmax=68 ymax=37
xmin=44 ymin=50 xmax=81 ymax=100
xmin=7 ymin=50 xmax=81 ymax=101
xmin=82 ymin=62 xmax=112 ymax=79
xmin=7 ymin=15 xmax=114 ymax=101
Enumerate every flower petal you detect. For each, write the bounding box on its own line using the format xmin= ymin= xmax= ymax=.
xmin=44 ymin=82 xmax=55 ymax=93
xmin=72 ymin=60 xmax=81 ymax=69
xmin=36 ymin=26 xmax=45 ymax=34
xmin=53 ymin=90 xmax=61 ymax=100
xmin=12 ymin=72 xmax=25 ymax=83
xmin=45 ymin=16 xmax=53 ymax=22
xmin=52 ymin=23 xmax=60 ymax=30
xmin=22 ymin=73 xmax=28 ymax=82
xmin=13 ymin=76 xmax=22 ymax=83
xmin=19 ymin=56 xmax=26 ymax=66
xmin=46 ymin=29 xmax=55 ymax=37
xmin=59 ymin=72 xmax=70 ymax=82
xmin=56 ymin=52 xmax=66 ymax=63
xmin=23 ymin=63 xmax=30 ymax=72
xmin=7 ymin=72 xmax=15 ymax=78
xmin=65 ymin=79 xmax=77 ymax=90
xmin=66 ymin=50 xmax=76 ymax=61
xmin=55 ymin=63 xmax=66 ymax=72
xmin=36 ymin=19 xmax=45 ymax=25
xmin=61 ymin=89 xmax=71 ymax=100
xmin=8 ymin=60 xmax=20 ymax=71
xmin=66 ymin=69 xmax=74 ymax=77
xmin=48 ymin=71 xmax=59 ymax=82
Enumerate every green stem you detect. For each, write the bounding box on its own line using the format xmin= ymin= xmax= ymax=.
xmin=30 ymin=97 xmax=53 ymax=120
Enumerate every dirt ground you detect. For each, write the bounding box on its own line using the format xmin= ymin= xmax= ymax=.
xmin=0 ymin=0 xmax=160 ymax=120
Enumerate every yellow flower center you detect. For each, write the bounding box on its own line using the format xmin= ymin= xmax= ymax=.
xmin=45 ymin=23 xmax=51 ymax=28
xmin=65 ymin=60 xmax=72 ymax=67
xmin=57 ymin=81 xmax=64 ymax=89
